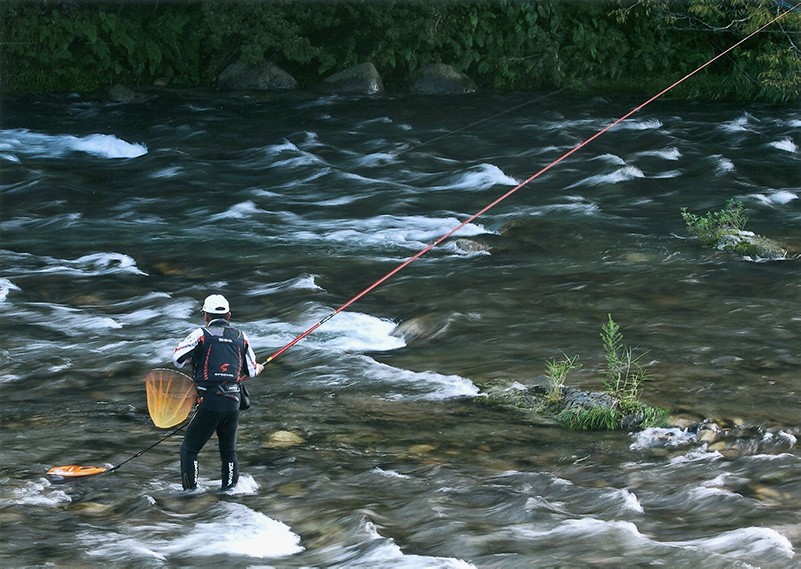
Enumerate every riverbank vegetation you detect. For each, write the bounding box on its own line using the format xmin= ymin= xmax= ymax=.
xmin=2 ymin=1 xmax=799 ymax=101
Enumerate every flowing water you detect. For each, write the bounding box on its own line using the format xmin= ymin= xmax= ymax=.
xmin=1 ymin=89 xmax=799 ymax=567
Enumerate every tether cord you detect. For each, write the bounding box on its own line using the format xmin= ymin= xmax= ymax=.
xmin=264 ymin=4 xmax=798 ymax=365
xmin=105 ymin=413 xmax=194 ymax=473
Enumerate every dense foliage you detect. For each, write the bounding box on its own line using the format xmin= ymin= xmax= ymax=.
xmin=1 ymin=0 xmax=798 ymax=101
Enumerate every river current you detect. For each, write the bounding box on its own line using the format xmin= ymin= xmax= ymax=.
xmin=1 ymin=89 xmax=799 ymax=567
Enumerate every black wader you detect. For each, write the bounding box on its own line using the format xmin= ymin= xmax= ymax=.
xmin=179 ymin=321 xmax=247 ymax=490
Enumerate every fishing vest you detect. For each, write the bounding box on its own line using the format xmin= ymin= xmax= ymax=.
xmin=192 ymin=324 xmax=246 ymax=388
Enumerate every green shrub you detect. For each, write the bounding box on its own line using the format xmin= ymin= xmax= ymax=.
xmin=601 ymin=314 xmax=651 ymax=401
xmin=544 ymin=353 xmax=581 ymax=405
xmin=548 ymin=315 xmax=668 ymax=431
xmin=681 ymin=199 xmax=749 ymax=245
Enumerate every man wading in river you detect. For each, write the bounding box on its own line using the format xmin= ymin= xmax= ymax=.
xmin=172 ymin=294 xmax=264 ymax=490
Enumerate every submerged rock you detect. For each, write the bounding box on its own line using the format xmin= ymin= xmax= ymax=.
xmin=69 ymin=502 xmax=113 ymax=515
xmin=265 ymin=430 xmax=306 ymax=449
xmin=409 ymin=444 xmax=437 ymax=454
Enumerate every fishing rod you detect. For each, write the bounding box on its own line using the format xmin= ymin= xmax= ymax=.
xmin=263 ymin=3 xmax=798 ymax=366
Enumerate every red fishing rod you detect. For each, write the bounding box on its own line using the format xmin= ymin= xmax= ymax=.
xmin=263 ymin=3 xmax=798 ymax=366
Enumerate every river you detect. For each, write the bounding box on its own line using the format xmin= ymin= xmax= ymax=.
xmin=1 ymin=89 xmax=799 ymax=567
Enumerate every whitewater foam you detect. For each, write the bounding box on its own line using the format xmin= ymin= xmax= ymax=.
xmin=0 ymin=128 xmax=146 ymax=159
xmin=208 ymin=200 xmax=264 ymax=221
xmin=163 ymin=502 xmax=303 ymax=558
xmin=637 ymin=147 xmax=681 ymax=160
xmin=592 ymin=153 xmax=626 ymax=165
xmin=769 ymin=138 xmax=797 ymax=153
xmin=2 ymin=478 xmax=72 ymax=507
xmin=247 ymin=274 xmax=325 ymax=296
xmin=666 ymin=526 xmax=794 ymax=559
xmin=615 ymin=118 xmax=663 ymax=131
xmin=307 ymin=214 xmax=490 ymax=252
xmin=570 ymin=166 xmax=645 ymax=187
xmin=0 ymin=278 xmax=21 ymax=302
xmin=435 ymin=163 xmax=520 ymax=191
xmin=630 ymin=427 xmax=696 ymax=450
xmin=81 ymin=502 xmax=302 ymax=561
xmin=353 ymin=354 xmax=479 ymax=400
xmin=751 ymin=190 xmax=798 ymax=205
xmin=305 ymin=312 xmax=406 ymax=352
xmin=714 ymin=156 xmax=735 ymax=174
xmin=4 ymin=250 xmax=147 ymax=277
xmin=348 ymin=519 xmax=476 ymax=568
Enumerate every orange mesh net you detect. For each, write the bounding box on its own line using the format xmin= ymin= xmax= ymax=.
xmin=145 ymin=369 xmax=197 ymax=428
xmin=47 ymin=465 xmax=109 ymax=477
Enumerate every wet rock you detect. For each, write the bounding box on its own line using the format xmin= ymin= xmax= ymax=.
xmin=330 ymin=433 xmax=384 ymax=447
xmin=277 ymin=482 xmax=306 ymax=498
xmin=716 ymin=231 xmax=787 ymax=260
xmin=750 ymin=484 xmax=784 ymax=502
xmin=410 ymin=63 xmax=477 ymax=94
xmin=265 ymin=430 xmax=306 ymax=449
xmin=390 ymin=314 xmax=452 ymax=344
xmin=322 ymin=62 xmax=384 ymax=95
xmin=562 ymin=387 xmax=617 ymax=412
xmin=409 ymin=444 xmax=436 ymax=454
xmin=152 ymin=262 xmax=193 ymax=277
xmin=697 ymin=423 xmax=721 ymax=444
xmin=454 ymin=238 xmax=491 ymax=253
xmin=619 ymin=252 xmax=653 ymax=263
xmin=218 ymin=60 xmax=298 ymax=91
xmin=0 ymin=509 xmax=25 ymax=523
xmin=667 ymin=413 xmax=704 ymax=430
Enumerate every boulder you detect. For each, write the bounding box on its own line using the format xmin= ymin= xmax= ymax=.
xmin=696 ymin=422 xmax=722 ymax=444
xmin=390 ymin=314 xmax=452 ymax=344
xmin=454 ymin=238 xmax=491 ymax=253
xmin=218 ymin=60 xmax=298 ymax=91
xmin=716 ymin=231 xmax=787 ymax=260
xmin=322 ymin=62 xmax=384 ymax=95
xmin=411 ymin=63 xmax=477 ymax=95
xmin=108 ymin=84 xmax=146 ymax=103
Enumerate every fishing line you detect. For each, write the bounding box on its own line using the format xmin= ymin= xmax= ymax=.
xmin=264 ymin=3 xmax=798 ymax=365
xmin=398 ymin=78 xmax=590 ymax=157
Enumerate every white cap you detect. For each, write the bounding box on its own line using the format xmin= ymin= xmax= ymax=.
xmin=201 ymin=294 xmax=230 ymax=315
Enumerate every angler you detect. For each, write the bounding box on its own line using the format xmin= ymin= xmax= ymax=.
xmin=172 ymin=294 xmax=264 ymax=491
